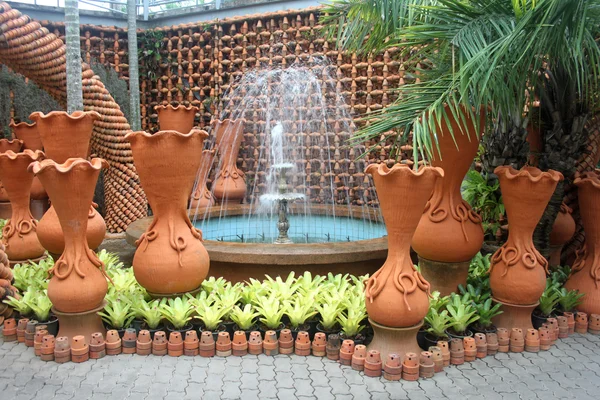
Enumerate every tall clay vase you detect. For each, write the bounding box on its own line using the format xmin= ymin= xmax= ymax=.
xmin=10 ymin=120 xmax=47 ymax=201
xmin=412 ymin=109 xmax=485 ymax=296
xmin=0 ymin=139 xmax=24 ymax=220
xmin=548 ymin=202 xmax=576 ymax=267
xmin=190 ymin=149 xmax=216 ymax=212
xmin=489 ymin=166 xmax=563 ymax=331
xmin=29 ymin=111 xmax=106 ymax=255
xmin=0 ymin=150 xmax=46 ymax=264
xmin=213 ymin=119 xmax=247 ymax=204
xmin=155 ymin=104 xmax=199 ymax=133
xmin=365 ymin=163 xmax=443 ymax=360
xmin=127 ymin=129 xmax=211 ymax=296
xmin=564 ymin=171 xmax=600 ymax=315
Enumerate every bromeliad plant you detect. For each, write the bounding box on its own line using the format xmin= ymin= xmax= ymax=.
xmin=160 ymin=297 xmax=195 ymax=330
xmin=537 ymin=280 xmax=561 ymax=317
xmin=284 ymin=294 xmax=317 ymax=330
xmin=98 ymin=293 xmax=136 ymax=330
xmin=555 ymin=287 xmax=584 ymax=313
xmin=230 ymin=304 xmax=259 ymax=331
xmin=424 ymin=308 xmax=451 ymax=339
xmin=254 ymin=293 xmax=285 ymax=330
xmin=132 ymin=298 xmax=164 ymax=330
xmin=24 ymin=290 xmax=53 ymax=322
xmin=315 ymin=291 xmax=344 ymax=333
xmin=446 ymin=294 xmax=480 ymax=337
xmin=4 ymin=290 xmax=35 ymax=317
xmin=471 ymin=298 xmax=503 ymax=332
xmin=12 ymin=258 xmax=50 ymax=292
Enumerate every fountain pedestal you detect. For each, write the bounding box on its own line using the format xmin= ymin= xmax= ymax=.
xmin=367 ymin=319 xmax=423 ymax=361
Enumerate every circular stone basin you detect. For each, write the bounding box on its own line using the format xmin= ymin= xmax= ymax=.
xmin=126 ymin=204 xmax=388 ymax=282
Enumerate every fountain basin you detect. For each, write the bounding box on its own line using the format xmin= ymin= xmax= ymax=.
xmin=126 ymin=205 xmax=388 ymax=282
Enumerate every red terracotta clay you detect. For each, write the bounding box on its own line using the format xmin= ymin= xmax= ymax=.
xmin=263 ymin=330 xmax=279 ymax=356
xmin=489 ymin=166 xmax=563 ymax=305
xmin=199 ymin=331 xmax=216 ymax=357
xmin=565 ymin=171 xmax=600 ymax=315
xmin=30 ymin=111 xmax=106 ymax=254
xmin=28 ymin=158 xmax=109 ymax=313
xmin=311 ymin=332 xmax=326 ymax=357
xmin=232 ymin=331 xmax=248 ymax=356
xmin=155 ymin=104 xmax=198 ymax=133
xmin=351 ymin=344 xmax=367 ymax=371
xmin=412 ymin=108 xmax=485 ymax=263
xmin=248 ymin=331 xmax=263 ymax=355
xmin=278 ymin=329 xmax=294 ymax=354
xmin=0 ymin=150 xmax=45 ymax=261
xmin=419 ymin=351 xmax=435 ymax=378
xmin=383 ymin=353 xmax=402 ymax=380
xmin=364 ymin=163 xmax=442 ymax=327
xmin=189 ymin=149 xmax=216 ymax=211
xmin=0 ymin=138 xmax=23 ymax=203
xmin=212 ymin=119 xmax=247 ymax=204
xmin=364 ymin=350 xmax=382 ymax=377
xmin=549 ymin=203 xmax=576 ymax=266
xmin=127 ymin=129 xmax=210 ymax=296
xmin=10 ymin=120 xmax=46 ymax=200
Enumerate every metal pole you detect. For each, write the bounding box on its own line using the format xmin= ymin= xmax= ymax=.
xmin=143 ymin=0 xmax=149 ymax=20
xmin=127 ymin=0 xmax=141 ymax=130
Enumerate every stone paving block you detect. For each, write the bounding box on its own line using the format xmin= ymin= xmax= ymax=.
xmin=259 ymin=381 xmax=278 ymax=398
xmin=329 ymin=376 xmax=351 ymax=394
xmin=348 ymin=383 xmax=371 ymax=399
xmin=293 ymin=378 xmax=314 ymax=397
xmin=223 ymin=366 xmax=243 ymax=382
xmin=240 ymin=388 xmax=260 ymax=400
xmin=240 ymin=372 xmax=259 ymax=390
xmin=275 ymin=371 xmax=295 ymax=388
xmin=312 ymin=386 xmax=335 ymax=400
xmin=222 ymin=384 xmax=242 ymax=399
xmin=257 ymin=365 xmax=276 ymax=380
xmin=277 ymin=388 xmax=296 ymax=399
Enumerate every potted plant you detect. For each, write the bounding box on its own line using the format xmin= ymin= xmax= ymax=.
xmin=532 ymin=280 xmax=561 ymax=329
xmin=195 ymin=302 xmax=230 ymax=340
xmin=315 ymin=292 xmax=342 ymax=335
xmin=4 ymin=290 xmax=35 ymax=319
xmin=159 ymin=297 xmax=194 ymax=334
xmin=284 ymin=294 xmax=317 ymax=339
xmin=471 ymin=298 xmax=503 ymax=334
xmin=12 ymin=259 xmax=49 ymax=293
xmin=230 ymin=304 xmax=259 ymax=339
xmin=254 ymin=293 xmax=285 ymax=334
xmin=215 ymin=283 xmax=242 ymax=336
xmin=338 ymin=307 xmax=367 ymax=345
xmin=446 ymin=294 xmax=479 ymax=339
xmin=98 ymin=294 xmax=136 ymax=337
xmin=132 ymin=298 xmax=165 ymax=337
xmin=555 ymin=288 xmax=584 ymax=314
xmin=423 ymin=308 xmax=451 ymax=349
xmin=24 ymin=290 xmax=58 ymax=336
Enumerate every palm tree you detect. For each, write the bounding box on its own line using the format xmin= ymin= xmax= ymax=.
xmin=65 ymin=0 xmax=83 ymax=113
xmin=322 ymin=0 xmax=600 ymax=257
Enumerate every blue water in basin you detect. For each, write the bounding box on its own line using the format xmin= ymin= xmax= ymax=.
xmin=194 ymin=214 xmax=387 ymax=244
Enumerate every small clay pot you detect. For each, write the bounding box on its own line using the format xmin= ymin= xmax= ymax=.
xmin=339 ymin=339 xmax=355 ymax=365
xmin=429 ymin=346 xmax=445 ymax=372
xmin=351 ymin=344 xmax=367 ymax=371
xmin=263 ymin=330 xmax=279 ymax=356
xmin=326 ymin=333 xmax=341 ymax=361
xmin=402 ymin=352 xmax=420 ymax=380
xmin=383 ymin=353 xmax=402 ymax=381
xmin=248 ymin=331 xmax=263 ymax=355
xmin=294 ymin=331 xmax=311 ymax=356
xmin=419 ymin=351 xmax=435 ymax=378
xmin=215 ymin=331 xmax=232 ymax=357
xmin=232 ymin=331 xmax=248 ymax=356
xmin=278 ymin=329 xmax=294 ymax=354
xmin=364 ymin=350 xmax=382 ymax=377
xmin=199 ymin=331 xmax=215 ymax=357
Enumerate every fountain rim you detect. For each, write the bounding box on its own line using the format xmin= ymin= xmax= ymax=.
xmin=125 ymin=204 xmax=388 ymax=266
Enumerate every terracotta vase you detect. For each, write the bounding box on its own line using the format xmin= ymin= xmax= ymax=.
xmin=564 ymin=171 xmax=600 ymax=315
xmin=548 ymin=202 xmax=576 ymax=266
xmin=127 ymin=129 xmax=210 ymax=296
xmin=365 ymin=163 xmax=443 ymax=327
xmin=29 ymin=111 xmax=106 ymax=254
xmin=28 ymin=158 xmax=109 ymax=313
xmin=10 ymin=120 xmax=47 ymax=200
xmin=0 ymin=139 xmax=24 ymax=203
xmin=412 ymin=109 xmax=485 ymax=262
xmin=212 ymin=119 xmax=247 ymax=204
xmin=489 ymin=166 xmax=563 ymax=305
xmin=189 ymin=149 xmax=216 ymax=211
xmin=0 ymin=150 xmax=46 ymax=262
xmin=155 ymin=104 xmax=199 ymax=133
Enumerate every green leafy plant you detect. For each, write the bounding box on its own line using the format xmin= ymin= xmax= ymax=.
xmin=230 ymin=304 xmax=259 ymax=330
xmin=98 ymin=294 xmax=136 ymax=329
xmin=467 ymin=252 xmax=492 ymax=290
xmin=284 ymin=295 xmax=317 ymax=329
xmin=538 ymin=280 xmax=561 ymax=316
xmin=12 ymin=259 xmax=50 ymax=291
xmin=138 ymin=29 xmax=166 ymax=80
xmin=446 ymin=294 xmax=480 ymax=335
xmin=550 ymin=266 xmax=571 ymax=287
xmin=424 ymin=308 xmax=451 ymax=338
xmin=458 ymin=283 xmax=491 ymax=306
xmin=202 ymin=276 xmax=228 ymax=294
xmin=315 ymin=292 xmax=343 ymax=331
xmin=4 ymin=290 xmax=35 ymax=316
xmin=195 ymin=303 xmax=230 ymax=331
xmin=254 ymin=294 xmax=285 ymax=329
xmin=99 ymin=249 xmax=124 ymax=274
xmin=462 ymin=171 xmax=505 ymax=236
xmin=555 ymin=287 xmax=584 ymax=313
xmin=24 ymin=290 xmax=53 ymax=322
xmin=132 ymin=298 xmax=164 ymax=329
xmin=264 ymin=272 xmax=298 ymax=301
xmin=338 ymin=307 xmax=366 ymax=338
xmin=473 ymin=298 xmax=503 ymax=329
xmin=429 ymin=291 xmax=450 ymax=312
xmin=159 ymin=297 xmax=195 ymax=329
xmin=296 ymin=271 xmax=324 ymax=297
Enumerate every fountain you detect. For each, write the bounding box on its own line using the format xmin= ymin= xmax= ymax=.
xmin=127 ymin=58 xmax=387 ymax=281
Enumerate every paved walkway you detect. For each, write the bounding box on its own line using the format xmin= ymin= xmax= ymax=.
xmin=1 ymin=329 xmax=600 ymax=400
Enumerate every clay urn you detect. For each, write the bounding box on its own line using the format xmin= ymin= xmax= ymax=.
xmin=364 ymin=163 xmax=443 ymax=327
xmin=155 ymin=104 xmax=199 ymax=133
xmin=564 ymin=171 xmax=600 ymax=315
xmin=29 ymin=111 xmax=106 ymax=254
xmin=189 ymin=149 xmax=216 ymax=212
xmin=212 ymin=119 xmax=247 ymax=204
xmin=412 ymin=108 xmax=485 ymax=295
xmin=10 ymin=120 xmax=46 ymax=200
xmin=0 ymin=150 xmax=46 ymax=262
xmin=0 ymin=138 xmax=23 ymax=203
xmin=126 ymin=129 xmax=210 ymax=296
xmin=548 ymin=203 xmax=576 ymax=266
xmin=489 ymin=166 xmax=563 ymax=305
xmin=28 ymin=158 xmax=109 ymax=313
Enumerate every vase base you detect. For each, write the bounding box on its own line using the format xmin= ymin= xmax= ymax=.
xmin=0 ymin=201 xmax=10 ymax=220
xmin=30 ymin=199 xmax=49 ymax=221
xmin=52 ymin=301 xmax=106 ymax=345
xmin=418 ymin=256 xmax=471 ymax=297
xmin=367 ymin=318 xmax=423 ymax=361
xmin=9 ymin=254 xmax=48 ymax=268
xmin=492 ymin=298 xmax=538 ymax=332
xmin=147 ymin=285 xmax=203 ymax=299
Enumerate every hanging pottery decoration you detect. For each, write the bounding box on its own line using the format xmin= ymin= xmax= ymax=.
xmin=155 ymin=104 xmax=199 ymax=133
